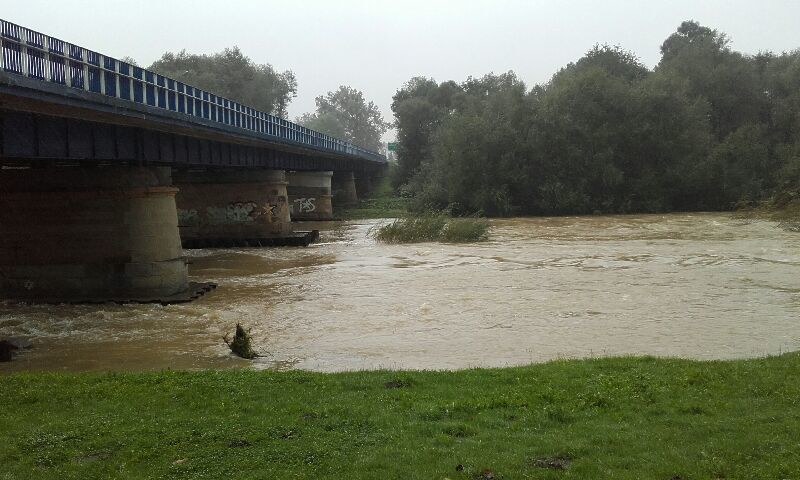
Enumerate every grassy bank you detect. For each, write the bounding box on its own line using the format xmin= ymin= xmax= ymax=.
xmin=336 ymin=176 xmax=411 ymax=220
xmin=2 ymin=354 xmax=800 ymax=479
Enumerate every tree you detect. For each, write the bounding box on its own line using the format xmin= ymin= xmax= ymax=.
xmin=660 ymin=20 xmax=730 ymax=62
xmin=657 ymin=21 xmax=768 ymax=140
xmin=391 ymin=21 xmax=800 ymax=217
xmin=297 ymin=86 xmax=388 ymax=151
xmin=296 ymin=111 xmax=346 ymax=139
xmin=528 ymin=46 xmax=711 ymax=214
xmin=705 ymin=124 xmax=772 ymax=207
xmin=120 ymin=56 xmax=139 ymax=67
xmin=149 ymin=47 xmax=297 ymax=117
xmin=390 ymin=78 xmax=462 ymax=188
xmin=398 ymin=73 xmax=528 ymax=215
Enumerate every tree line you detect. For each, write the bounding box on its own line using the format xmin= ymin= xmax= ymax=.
xmin=147 ymin=50 xmax=387 ymax=151
xmin=391 ymin=21 xmax=800 ymax=216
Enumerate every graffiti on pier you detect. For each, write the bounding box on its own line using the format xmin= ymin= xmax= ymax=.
xmin=263 ymin=204 xmax=278 ymax=217
xmin=292 ymin=197 xmax=316 ymax=214
xmin=206 ymin=201 xmax=282 ymax=225
xmin=230 ymin=202 xmax=260 ymax=222
xmin=177 ymin=209 xmax=200 ymax=226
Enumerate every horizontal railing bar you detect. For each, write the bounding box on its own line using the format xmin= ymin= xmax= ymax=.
xmin=0 ymin=18 xmax=385 ymax=163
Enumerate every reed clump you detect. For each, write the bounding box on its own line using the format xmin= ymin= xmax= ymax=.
xmin=372 ymin=214 xmax=489 ymax=244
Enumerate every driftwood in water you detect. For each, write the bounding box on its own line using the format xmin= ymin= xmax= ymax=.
xmin=223 ymin=323 xmax=257 ymax=359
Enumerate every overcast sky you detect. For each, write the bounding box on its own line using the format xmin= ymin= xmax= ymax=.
xmin=6 ymin=0 xmax=800 ymax=140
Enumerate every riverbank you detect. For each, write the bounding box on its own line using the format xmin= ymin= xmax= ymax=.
xmin=335 ymin=177 xmax=410 ymax=219
xmin=736 ymin=188 xmax=800 ymax=231
xmin=2 ymin=353 xmax=799 ymax=478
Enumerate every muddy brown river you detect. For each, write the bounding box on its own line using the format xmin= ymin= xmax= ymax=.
xmin=1 ymin=213 xmax=798 ymax=373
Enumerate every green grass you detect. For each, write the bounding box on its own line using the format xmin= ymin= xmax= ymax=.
xmin=372 ymin=215 xmax=490 ymax=243
xmin=336 ymin=176 xmax=411 ymax=220
xmin=2 ymin=354 xmax=800 ymax=479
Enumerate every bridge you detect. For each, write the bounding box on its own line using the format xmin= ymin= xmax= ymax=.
xmin=0 ymin=19 xmax=387 ymax=303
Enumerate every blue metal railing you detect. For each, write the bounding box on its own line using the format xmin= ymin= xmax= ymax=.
xmin=0 ymin=19 xmax=386 ymax=164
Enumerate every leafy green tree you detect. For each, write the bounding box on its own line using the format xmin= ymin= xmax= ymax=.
xmin=660 ymin=20 xmax=730 ymax=62
xmin=413 ymin=73 xmax=528 ymax=216
xmin=762 ymin=50 xmax=800 ymax=145
xmin=149 ymin=47 xmax=297 ymax=117
xmin=391 ymin=78 xmax=462 ymax=188
xmin=297 ymin=86 xmax=388 ymax=151
xmin=702 ymin=124 xmax=772 ymax=207
xmin=392 ymin=22 xmax=800 ymax=217
xmin=657 ymin=21 xmax=768 ymax=140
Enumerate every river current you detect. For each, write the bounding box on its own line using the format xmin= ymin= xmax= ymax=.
xmin=1 ymin=213 xmax=798 ymax=373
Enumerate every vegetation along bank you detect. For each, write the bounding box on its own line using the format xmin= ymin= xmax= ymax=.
xmin=2 ymin=354 xmax=799 ymax=478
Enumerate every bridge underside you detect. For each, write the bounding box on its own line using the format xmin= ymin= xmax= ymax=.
xmin=0 ymin=75 xmax=385 ymax=302
xmin=0 ymin=121 xmax=383 ymax=302
xmin=0 ymin=109 xmax=381 ymax=174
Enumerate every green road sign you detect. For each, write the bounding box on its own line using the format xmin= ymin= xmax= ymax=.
xmin=387 ymin=142 xmax=398 ymax=152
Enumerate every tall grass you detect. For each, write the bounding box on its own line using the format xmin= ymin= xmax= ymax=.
xmin=372 ymin=214 xmax=489 ymax=243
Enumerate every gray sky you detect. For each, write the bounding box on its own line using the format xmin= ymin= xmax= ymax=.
xmin=6 ymin=0 xmax=800 ymax=141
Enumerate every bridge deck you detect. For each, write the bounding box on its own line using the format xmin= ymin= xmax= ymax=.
xmin=0 ymin=19 xmax=386 ymax=170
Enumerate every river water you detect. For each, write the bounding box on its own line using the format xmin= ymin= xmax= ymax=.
xmin=1 ymin=213 xmax=798 ymax=373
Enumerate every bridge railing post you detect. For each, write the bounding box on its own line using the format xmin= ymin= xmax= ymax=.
xmin=19 ymin=28 xmax=29 ymax=77
xmin=115 ymin=59 xmax=122 ymax=100
xmin=98 ymin=54 xmax=106 ymax=95
xmin=64 ymin=46 xmax=72 ymax=88
xmin=81 ymin=48 xmax=89 ymax=92
xmin=42 ymin=35 xmax=51 ymax=82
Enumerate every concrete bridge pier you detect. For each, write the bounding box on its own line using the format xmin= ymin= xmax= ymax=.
xmin=332 ymin=171 xmax=359 ymax=208
xmin=0 ymin=166 xmax=189 ymax=302
xmin=174 ymin=169 xmax=304 ymax=248
xmin=286 ymin=171 xmax=334 ymax=221
xmin=355 ymin=174 xmax=376 ymax=198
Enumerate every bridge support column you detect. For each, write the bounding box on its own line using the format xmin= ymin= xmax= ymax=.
xmin=332 ymin=171 xmax=359 ymax=208
xmin=0 ymin=166 xmax=188 ymax=302
xmin=355 ymin=174 xmax=375 ymax=198
xmin=286 ymin=171 xmax=333 ymax=221
xmin=174 ymin=169 xmax=296 ymax=248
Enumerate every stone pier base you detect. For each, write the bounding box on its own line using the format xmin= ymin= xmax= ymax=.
xmin=355 ymin=174 xmax=375 ymax=198
xmin=287 ymin=171 xmax=334 ymax=221
xmin=0 ymin=166 xmax=188 ymax=302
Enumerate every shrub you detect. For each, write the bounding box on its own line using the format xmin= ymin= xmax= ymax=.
xmin=371 ymin=214 xmax=489 ymax=244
